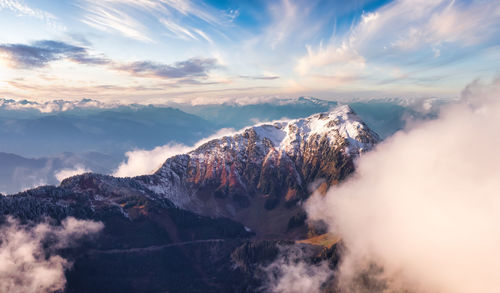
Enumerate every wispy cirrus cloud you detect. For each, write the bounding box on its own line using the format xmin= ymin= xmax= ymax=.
xmin=296 ymin=42 xmax=366 ymax=76
xmin=295 ymin=0 xmax=500 ymax=86
xmin=258 ymin=0 xmax=370 ymax=50
xmin=0 ymin=0 xmax=52 ymax=19
xmin=159 ymin=18 xmax=215 ymax=44
xmin=0 ymin=40 xmax=218 ymax=81
xmin=193 ymin=28 xmax=214 ymax=44
xmin=160 ymin=18 xmax=200 ymax=41
xmin=159 ymin=0 xmax=238 ymax=26
xmin=78 ymin=0 xmax=152 ymax=42
xmin=266 ymin=0 xmax=300 ymax=49
xmin=78 ymin=0 xmax=238 ymax=43
xmin=0 ymin=0 xmax=64 ymax=30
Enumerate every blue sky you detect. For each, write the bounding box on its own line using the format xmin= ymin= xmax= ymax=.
xmin=0 ymin=0 xmax=499 ymax=104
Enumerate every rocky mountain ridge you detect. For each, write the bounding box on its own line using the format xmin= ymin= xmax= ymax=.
xmin=135 ymin=105 xmax=379 ymax=237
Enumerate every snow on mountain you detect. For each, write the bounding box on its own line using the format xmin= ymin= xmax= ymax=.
xmin=137 ymin=105 xmax=379 ymax=232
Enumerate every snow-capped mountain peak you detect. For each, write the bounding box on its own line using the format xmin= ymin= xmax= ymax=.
xmin=139 ymin=105 xmax=379 ymax=222
xmin=251 ymin=104 xmax=375 ymax=154
xmin=189 ymin=104 xmax=376 ymax=160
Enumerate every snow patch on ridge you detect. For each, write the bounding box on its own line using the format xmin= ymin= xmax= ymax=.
xmin=140 ymin=105 xmax=378 ymax=212
xmin=249 ymin=104 xmax=373 ymax=154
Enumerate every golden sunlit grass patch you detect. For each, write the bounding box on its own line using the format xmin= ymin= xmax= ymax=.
xmin=296 ymin=233 xmax=341 ymax=248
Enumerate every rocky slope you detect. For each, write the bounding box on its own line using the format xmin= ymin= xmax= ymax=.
xmin=136 ymin=105 xmax=379 ymax=237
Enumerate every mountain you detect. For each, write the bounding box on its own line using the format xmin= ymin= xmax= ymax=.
xmin=0 ymin=97 xmax=436 ymax=194
xmin=136 ymin=105 xmax=378 ymax=237
xmin=177 ymin=96 xmax=441 ymax=139
xmin=0 ymin=152 xmax=120 ymax=194
xmin=0 ymin=105 xmax=378 ymax=292
xmin=0 ymin=97 xmax=438 ymax=159
xmin=0 ymin=106 xmax=216 ymax=157
xmin=177 ymin=96 xmax=339 ymax=130
xmin=0 ymin=105 xmax=218 ymax=193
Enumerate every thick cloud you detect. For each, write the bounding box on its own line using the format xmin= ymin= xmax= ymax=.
xmin=0 ymin=216 xmax=103 ymax=293
xmin=113 ymin=128 xmax=236 ymax=177
xmin=113 ymin=143 xmax=192 ymax=177
xmin=115 ymin=58 xmax=217 ymax=79
xmin=304 ymin=79 xmax=500 ymax=292
xmin=0 ymin=40 xmax=108 ymax=68
xmin=55 ymin=165 xmax=90 ymax=182
xmin=264 ymin=247 xmax=333 ymax=293
xmin=0 ymin=40 xmax=217 ymax=80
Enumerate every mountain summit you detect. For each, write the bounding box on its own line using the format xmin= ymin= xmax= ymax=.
xmin=137 ymin=105 xmax=379 ymax=236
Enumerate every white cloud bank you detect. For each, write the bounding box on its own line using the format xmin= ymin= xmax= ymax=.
xmin=113 ymin=128 xmax=236 ymax=177
xmin=264 ymin=247 xmax=333 ymax=293
xmin=55 ymin=165 xmax=90 ymax=182
xmin=0 ymin=217 xmax=103 ymax=293
xmin=303 ymin=78 xmax=500 ymax=292
xmin=0 ymin=98 xmax=114 ymax=113
xmin=113 ymin=143 xmax=192 ymax=177
xmin=0 ymin=96 xmax=326 ymax=111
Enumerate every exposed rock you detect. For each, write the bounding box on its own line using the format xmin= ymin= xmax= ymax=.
xmin=137 ymin=105 xmax=379 ymax=237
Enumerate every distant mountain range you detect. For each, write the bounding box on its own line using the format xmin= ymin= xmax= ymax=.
xmin=0 ymin=106 xmax=378 ymax=292
xmin=0 ymin=96 xmax=440 ymax=194
xmin=0 ymin=105 xmax=215 ymax=157
xmin=0 ymin=152 xmax=120 ymax=194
